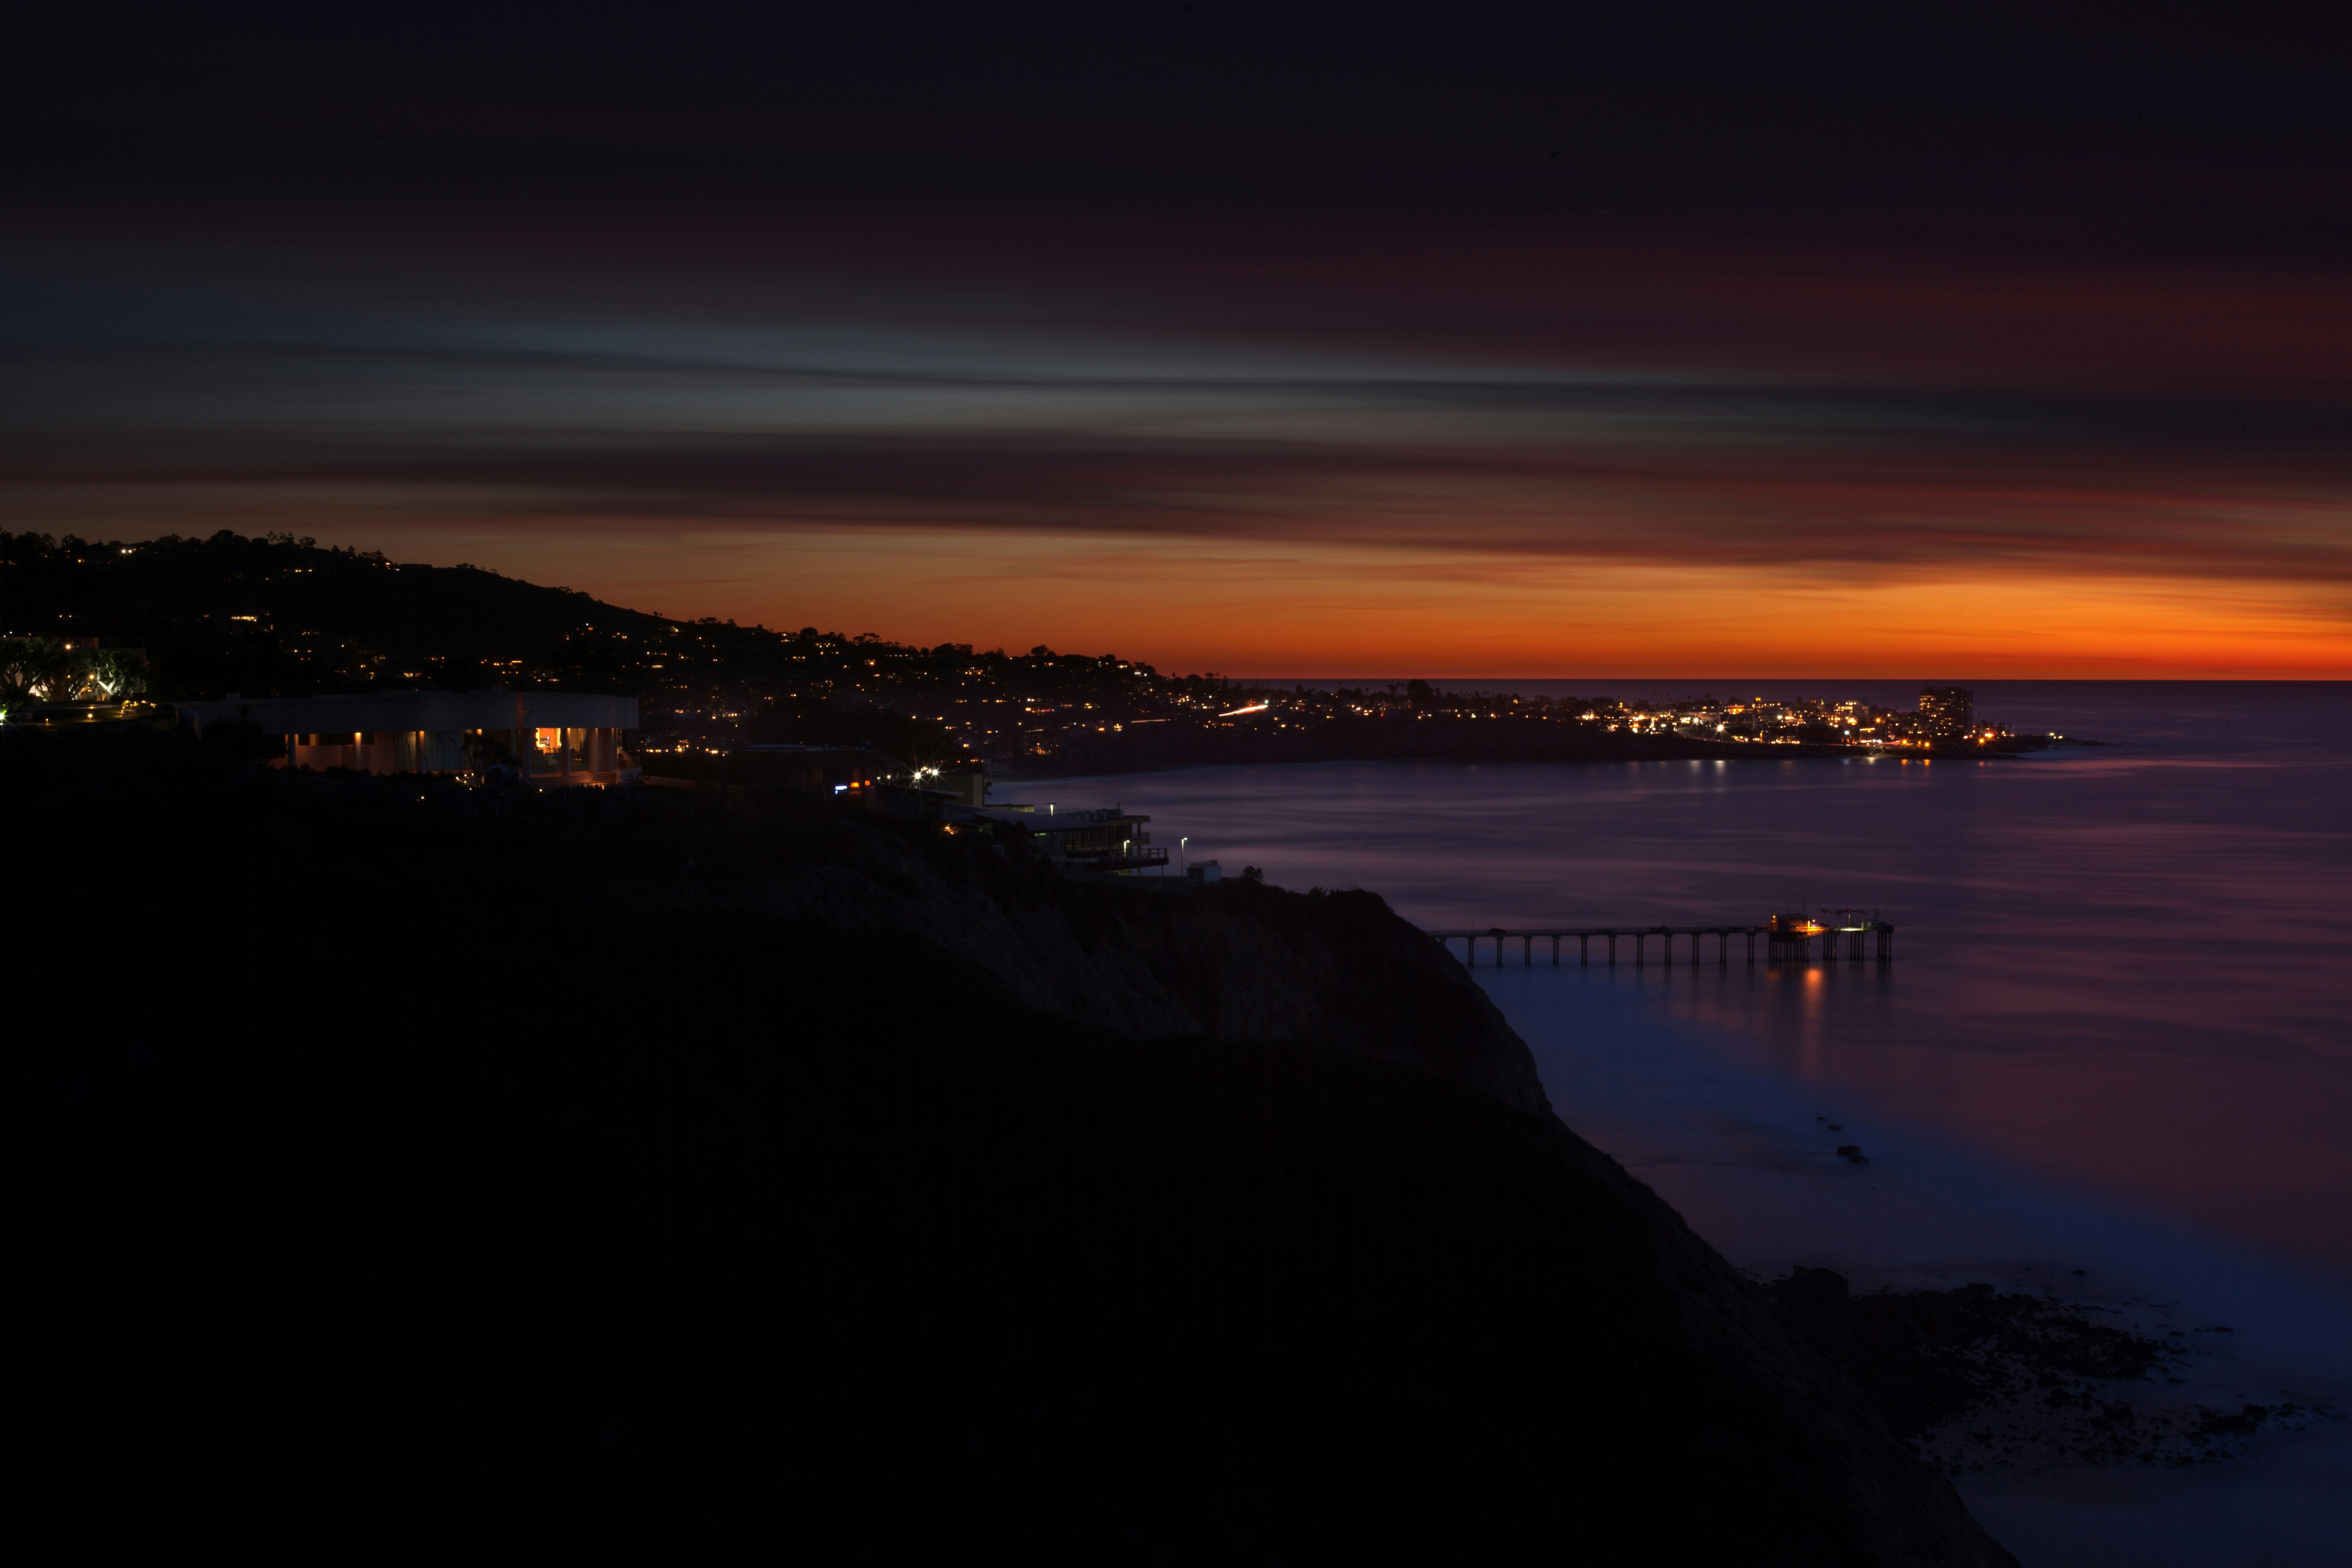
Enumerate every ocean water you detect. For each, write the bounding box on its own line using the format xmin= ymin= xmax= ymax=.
xmin=1029 ymin=681 xmax=2352 ymax=1566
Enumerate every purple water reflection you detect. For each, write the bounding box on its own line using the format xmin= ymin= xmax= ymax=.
xmin=1031 ymin=682 xmax=2352 ymax=1283
xmin=1035 ymin=683 xmax=2352 ymax=1560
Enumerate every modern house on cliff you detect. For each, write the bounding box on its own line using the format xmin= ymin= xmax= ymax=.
xmin=963 ymin=803 xmax=1165 ymax=874
xmin=174 ymin=689 xmax=640 ymax=785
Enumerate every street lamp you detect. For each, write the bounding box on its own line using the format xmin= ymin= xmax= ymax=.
xmin=1179 ymin=836 xmax=1189 ymax=877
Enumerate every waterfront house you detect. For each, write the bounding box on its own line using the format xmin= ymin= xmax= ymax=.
xmin=174 ymin=689 xmax=640 ymax=785
xmin=965 ymin=803 xmax=1165 ymax=874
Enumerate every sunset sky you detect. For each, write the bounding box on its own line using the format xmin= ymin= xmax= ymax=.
xmin=8 ymin=3 xmax=2351 ymax=676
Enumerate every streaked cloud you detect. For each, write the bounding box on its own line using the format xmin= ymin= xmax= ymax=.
xmin=4 ymin=227 xmax=2348 ymax=673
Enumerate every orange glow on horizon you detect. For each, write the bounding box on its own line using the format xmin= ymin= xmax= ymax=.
xmin=336 ymin=519 xmax=2352 ymax=681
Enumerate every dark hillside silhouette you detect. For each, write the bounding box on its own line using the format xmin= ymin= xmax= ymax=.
xmin=2 ymin=528 xmax=735 ymax=696
xmin=11 ymin=726 xmax=2012 ymax=1563
xmin=4 ymin=532 xmax=1970 ymax=774
xmin=0 ymin=530 xmax=1166 ymax=711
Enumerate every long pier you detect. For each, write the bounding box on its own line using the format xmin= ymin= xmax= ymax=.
xmin=1424 ymin=918 xmax=1894 ymax=967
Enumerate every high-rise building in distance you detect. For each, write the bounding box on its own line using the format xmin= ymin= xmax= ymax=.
xmin=1917 ymin=686 xmax=1973 ymax=738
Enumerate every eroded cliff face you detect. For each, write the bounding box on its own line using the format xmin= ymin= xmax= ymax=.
xmin=722 ymin=820 xmax=1553 ymax=1113
xmin=609 ymin=794 xmax=2010 ymax=1567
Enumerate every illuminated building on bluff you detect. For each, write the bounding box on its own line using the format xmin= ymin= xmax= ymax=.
xmin=1916 ymin=687 xmax=1973 ymax=740
xmin=175 ymin=689 xmax=640 ymax=785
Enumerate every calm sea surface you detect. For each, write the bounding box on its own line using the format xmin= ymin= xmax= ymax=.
xmin=1032 ymin=681 xmax=2352 ymax=1565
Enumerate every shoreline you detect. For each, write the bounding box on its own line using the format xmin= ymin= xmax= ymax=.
xmin=999 ymin=732 xmax=2102 ymax=782
xmin=1018 ymin=723 xmax=2352 ymax=1563
xmin=1483 ymin=962 xmax=2352 ymax=1566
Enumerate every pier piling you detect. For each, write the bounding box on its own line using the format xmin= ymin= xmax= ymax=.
xmin=1431 ymin=918 xmax=1895 ymax=971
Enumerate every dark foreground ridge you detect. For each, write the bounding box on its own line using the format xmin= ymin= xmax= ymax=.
xmin=13 ymin=725 xmax=2012 ymax=1564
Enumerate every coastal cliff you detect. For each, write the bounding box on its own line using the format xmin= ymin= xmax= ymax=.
xmin=14 ymin=726 xmax=2012 ymax=1564
xmin=673 ymin=813 xmax=1555 ymax=1115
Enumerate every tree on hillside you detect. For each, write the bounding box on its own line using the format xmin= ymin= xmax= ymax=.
xmin=0 ymin=638 xmax=73 ymax=703
xmin=80 ymin=648 xmax=150 ymax=701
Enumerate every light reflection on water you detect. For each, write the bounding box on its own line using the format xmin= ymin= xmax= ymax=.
xmin=1035 ymin=682 xmax=2352 ymax=1561
xmin=1033 ymin=683 xmax=2352 ymax=1284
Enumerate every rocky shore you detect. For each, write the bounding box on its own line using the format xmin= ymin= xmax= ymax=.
xmin=14 ymin=723 xmax=2014 ymax=1563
